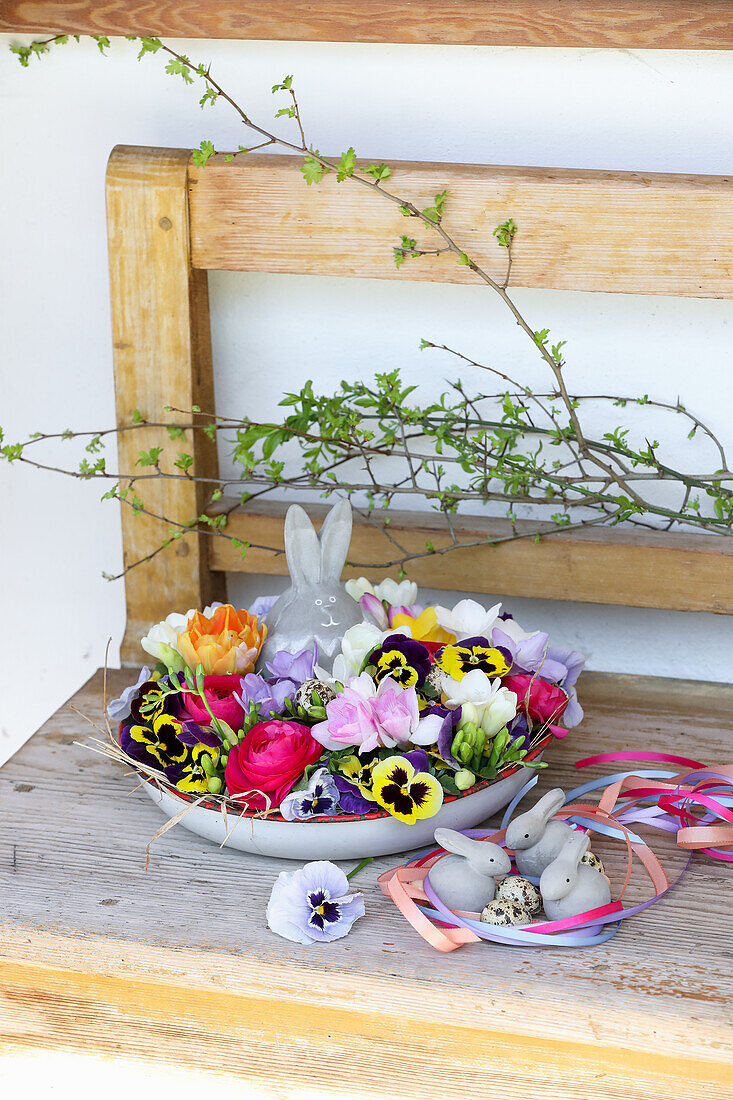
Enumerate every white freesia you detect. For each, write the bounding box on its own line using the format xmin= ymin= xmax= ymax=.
xmin=320 ymin=621 xmax=411 ymax=683
xmin=434 ymin=598 xmax=503 ymax=641
xmin=442 ymin=669 xmax=518 ymax=737
xmin=140 ymin=602 xmax=224 ymax=670
xmin=344 ymin=577 xmax=376 ymax=602
xmin=373 ymin=578 xmax=419 ymax=606
xmin=345 ymin=576 xmax=418 ymax=607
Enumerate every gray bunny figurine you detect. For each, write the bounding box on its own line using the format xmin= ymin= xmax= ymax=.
xmin=258 ymin=499 xmax=364 ymax=671
xmin=505 ymin=788 xmax=574 ymax=878
xmin=428 ymin=828 xmax=512 ymax=913
xmin=539 ymin=831 xmax=612 ymax=920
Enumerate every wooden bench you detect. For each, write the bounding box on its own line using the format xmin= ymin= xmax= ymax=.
xmin=1 ymin=146 xmax=731 ymax=1093
xmin=1 ymin=670 xmax=731 ymax=1094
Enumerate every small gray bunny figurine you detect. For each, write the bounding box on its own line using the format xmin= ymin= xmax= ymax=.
xmin=258 ymin=499 xmax=364 ymax=671
xmin=428 ymin=828 xmax=511 ymax=913
xmin=504 ymin=788 xmax=574 ymax=878
xmin=539 ymin=831 xmax=611 ymax=920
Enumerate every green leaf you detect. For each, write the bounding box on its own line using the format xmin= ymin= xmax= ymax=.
xmin=493 ymin=218 xmax=517 ymax=248
xmin=336 ymin=147 xmax=356 ymax=182
xmin=192 ymin=140 xmax=215 ymax=168
xmin=165 ymin=57 xmax=193 ymax=83
xmin=364 ymin=163 xmax=391 ymax=182
xmin=301 ymin=151 xmax=328 ymax=186
xmin=199 ymin=86 xmax=218 ymax=108
xmin=272 ymin=75 xmax=294 ymax=93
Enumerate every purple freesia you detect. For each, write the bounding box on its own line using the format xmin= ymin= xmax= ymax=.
xmin=492 ymin=628 xmax=568 ymax=683
xmin=266 ymin=860 xmax=365 ymax=945
xmin=546 ymin=644 xmax=585 ymax=726
xmin=249 ymin=594 xmax=278 ymax=618
xmin=265 ymin=646 xmax=317 ymax=682
xmin=236 ymin=673 xmax=294 ymax=718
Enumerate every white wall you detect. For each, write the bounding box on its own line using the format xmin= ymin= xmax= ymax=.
xmin=1 ymin=36 xmax=732 ymax=765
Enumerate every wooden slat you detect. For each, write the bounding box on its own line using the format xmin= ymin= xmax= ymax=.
xmin=1 ymin=669 xmax=731 ymax=1095
xmin=106 ymin=145 xmax=226 ymax=662
xmin=4 ymin=1 xmax=733 ymax=50
xmin=189 ymin=155 xmax=733 ymax=299
xmin=208 ymin=501 xmax=733 ymax=614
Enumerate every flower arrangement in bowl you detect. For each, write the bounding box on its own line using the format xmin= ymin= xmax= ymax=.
xmin=104 ymin=502 xmax=584 ymax=859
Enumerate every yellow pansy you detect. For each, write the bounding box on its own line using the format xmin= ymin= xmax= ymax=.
xmin=371 ymin=755 xmax=444 ymax=824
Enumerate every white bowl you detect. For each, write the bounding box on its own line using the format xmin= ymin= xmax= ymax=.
xmin=141 ymin=759 xmax=540 ymax=861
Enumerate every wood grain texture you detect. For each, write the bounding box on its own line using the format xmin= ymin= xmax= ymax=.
xmin=1 ymin=669 xmax=731 ymax=1095
xmin=4 ymin=1 xmax=733 ymax=50
xmin=189 ymin=155 xmax=733 ymax=299
xmin=106 ymin=145 xmax=225 ymax=662
xmin=209 ymin=500 xmax=733 ymax=614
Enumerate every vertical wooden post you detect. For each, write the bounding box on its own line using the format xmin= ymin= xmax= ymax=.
xmin=106 ymin=145 xmax=226 ymax=664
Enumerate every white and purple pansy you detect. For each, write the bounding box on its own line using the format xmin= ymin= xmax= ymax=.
xmin=266 ymin=860 xmax=365 ymax=944
xmin=280 ymin=767 xmax=341 ymax=821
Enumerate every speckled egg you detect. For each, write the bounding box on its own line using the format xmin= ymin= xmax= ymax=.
xmin=581 ymin=851 xmax=605 ymax=874
xmin=424 ymin=665 xmax=445 ymax=693
xmin=293 ymin=678 xmax=337 ymax=711
xmin=480 ymin=899 xmax=532 ymax=927
xmin=496 ymin=875 xmax=542 ymax=915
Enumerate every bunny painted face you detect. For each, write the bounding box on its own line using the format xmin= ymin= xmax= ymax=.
xmin=258 ymin=500 xmax=365 ymax=670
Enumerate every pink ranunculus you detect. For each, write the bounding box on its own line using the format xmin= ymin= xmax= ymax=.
xmin=225 ymin=719 xmax=323 ymax=810
xmin=181 ymin=674 xmax=247 ymax=731
xmin=503 ymin=674 xmax=568 ymax=726
xmin=311 ymin=673 xmax=420 ymax=754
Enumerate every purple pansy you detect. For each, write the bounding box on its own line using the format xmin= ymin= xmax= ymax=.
xmin=280 ymin=767 xmax=341 ymax=821
xmin=266 ymin=860 xmax=365 ymax=944
xmin=413 ymin=705 xmax=463 ymax=769
xmin=333 ymin=774 xmax=375 ymax=815
xmin=367 ymin=634 xmax=431 ymax=688
xmin=107 ymin=666 xmax=152 ymax=723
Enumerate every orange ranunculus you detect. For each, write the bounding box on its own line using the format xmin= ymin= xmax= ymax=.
xmin=390 ymin=606 xmax=455 ymax=647
xmin=177 ymin=604 xmax=267 ymax=676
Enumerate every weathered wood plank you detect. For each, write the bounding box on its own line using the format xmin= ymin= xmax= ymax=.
xmin=189 ymin=155 xmax=733 ymax=299
xmin=0 ymin=670 xmax=731 ymax=1096
xmin=4 ymin=1 xmax=733 ymax=50
xmin=106 ymin=145 xmax=225 ymax=661
xmin=208 ymin=500 xmax=733 ymax=614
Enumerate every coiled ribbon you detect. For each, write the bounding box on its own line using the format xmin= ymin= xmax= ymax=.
xmin=377 ymin=751 xmax=733 ymax=952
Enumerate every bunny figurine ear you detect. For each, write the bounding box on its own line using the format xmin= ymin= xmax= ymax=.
xmin=434 ymin=828 xmax=473 ymax=857
xmin=319 ymin=498 xmax=353 ymax=583
xmin=565 ymin=830 xmax=591 ymax=864
xmin=284 ymin=504 xmax=321 ymax=589
xmin=534 ymin=788 xmax=566 ymax=822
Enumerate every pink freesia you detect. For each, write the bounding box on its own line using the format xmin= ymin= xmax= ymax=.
xmin=360 ymin=592 xmax=388 ymax=629
xmin=312 ymin=673 xmax=421 ymax=754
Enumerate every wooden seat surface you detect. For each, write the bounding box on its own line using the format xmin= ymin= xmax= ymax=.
xmin=1 ymin=668 xmax=731 ymax=1097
